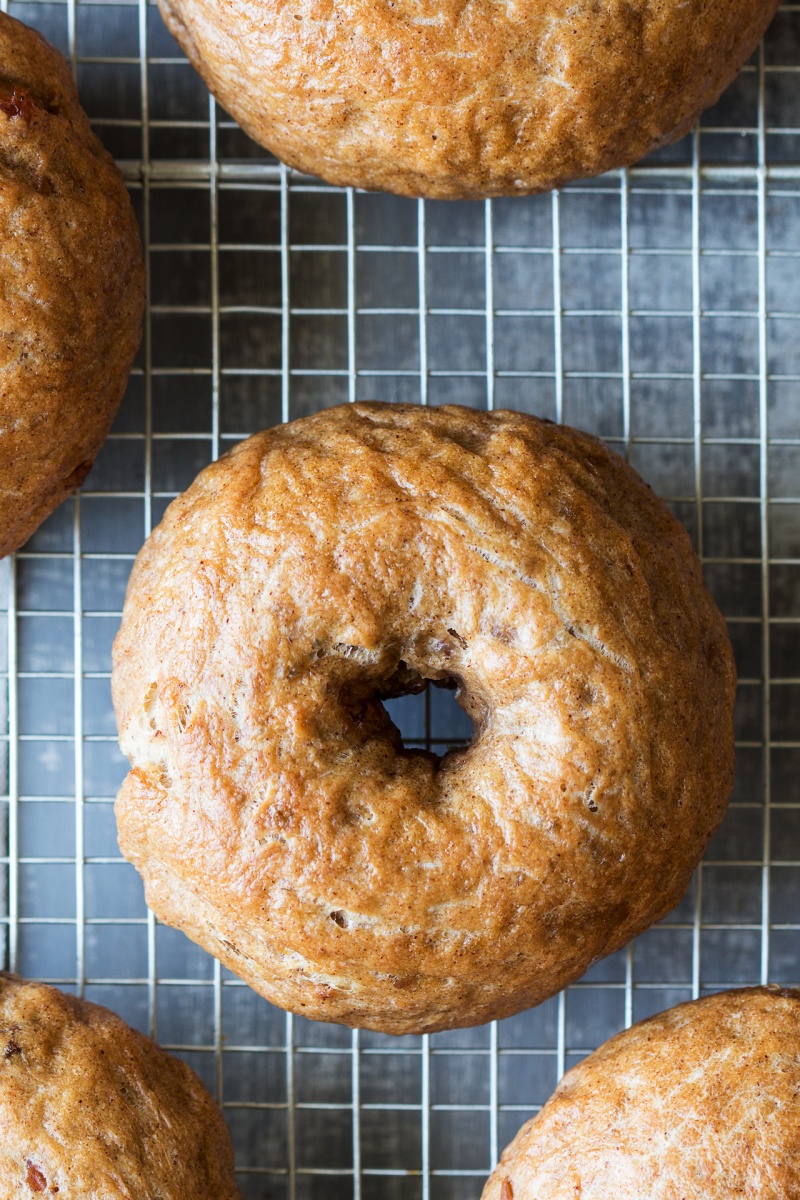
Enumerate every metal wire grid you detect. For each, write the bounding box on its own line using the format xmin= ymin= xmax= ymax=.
xmin=1 ymin=1 xmax=800 ymax=1197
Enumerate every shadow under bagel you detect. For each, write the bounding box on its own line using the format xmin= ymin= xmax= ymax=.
xmin=110 ymin=402 xmax=736 ymax=1035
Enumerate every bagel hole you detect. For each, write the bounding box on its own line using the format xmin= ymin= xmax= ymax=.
xmin=383 ymin=676 xmax=475 ymax=763
xmin=336 ymin=653 xmax=478 ymax=765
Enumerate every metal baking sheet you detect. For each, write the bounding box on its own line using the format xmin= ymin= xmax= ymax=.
xmin=1 ymin=1 xmax=799 ymax=1197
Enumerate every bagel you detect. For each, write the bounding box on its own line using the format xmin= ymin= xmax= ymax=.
xmin=482 ymin=987 xmax=800 ymax=1200
xmin=0 ymin=974 xmax=240 ymax=1199
xmin=157 ymin=0 xmax=778 ymax=198
xmin=112 ymin=402 xmax=735 ymax=1035
xmin=0 ymin=12 xmax=144 ymax=558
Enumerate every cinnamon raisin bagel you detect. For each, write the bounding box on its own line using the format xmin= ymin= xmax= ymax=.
xmin=158 ymin=0 xmax=778 ymax=198
xmin=0 ymin=12 xmax=144 ymax=558
xmin=482 ymin=987 xmax=800 ymax=1200
xmin=112 ymin=403 xmax=736 ymax=1035
xmin=0 ymin=974 xmax=240 ymax=1199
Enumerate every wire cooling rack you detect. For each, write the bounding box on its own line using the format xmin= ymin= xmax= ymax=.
xmin=1 ymin=1 xmax=800 ymax=1196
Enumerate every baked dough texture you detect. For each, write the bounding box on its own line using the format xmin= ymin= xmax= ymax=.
xmin=0 ymin=13 xmax=144 ymax=558
xmin=157 ymin=0 xmax=778 ymax=199
xmin=113 ymin=403 xmax=735 ymax=1035
xmin=0 ymin=974 xmax=240 ymax=1199
xmin=482 ymin=986 xmax=800 ymax=1200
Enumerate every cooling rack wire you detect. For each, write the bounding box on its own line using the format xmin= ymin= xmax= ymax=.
xmin=1 ymin=1 xmax=799 ymax=1197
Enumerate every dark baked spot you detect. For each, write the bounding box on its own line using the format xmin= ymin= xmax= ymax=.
xmin=342 ymin=801 xmax=371 ymax=827
xmin=500 ymin=1180 xmax=514 ymax=1200
xmin=25 ymin=1161 xmax=47 ymax=1192
xmin=62 ymin=459 xmax=94 ymax=492
xmin=329 ymin=910 xmax=349 ymax=928
xmin=376 ymin=660 xmax=428 ymax=699
xmin=0 ymin=88 xmax=34 ymax=122
xmin=447 ymin=628 xmax=467 ymax=649
xmin=4 ymin=1034 xmax=21 ymax=1059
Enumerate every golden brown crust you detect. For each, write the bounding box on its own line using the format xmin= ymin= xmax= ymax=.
xmin=157 ymin=0 xmax=778 ymax=198
xmin=112 ymin=402 xmax=736 ymax=1035
xmin=0 ymin=974 xmax=241 ymax=1199
xmin=482 ymin=987 xmax=800 ymax=1200
xmin=0 ymin=12 xmax=144 ymax=558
